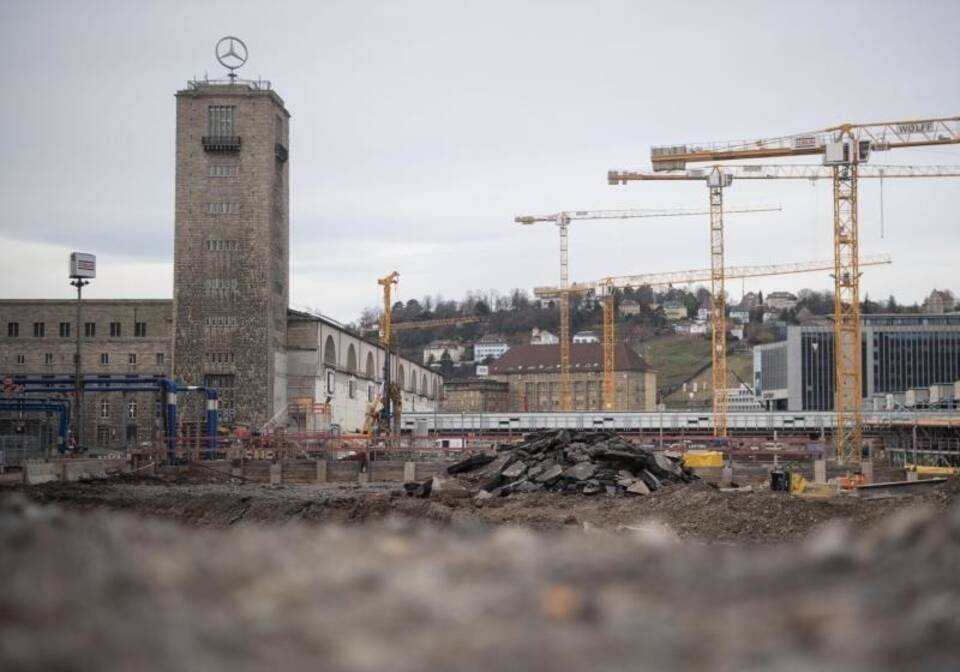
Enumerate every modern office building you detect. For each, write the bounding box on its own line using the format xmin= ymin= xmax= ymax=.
xmin=754 ymin=314 xmax=960 ymax=410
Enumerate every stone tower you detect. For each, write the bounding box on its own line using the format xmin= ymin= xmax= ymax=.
xmin=173 ymin=77 xmax=290 ymax=429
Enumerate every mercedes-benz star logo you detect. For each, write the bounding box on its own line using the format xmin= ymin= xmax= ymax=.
xmin=216 ymin=36 xmax=248 ymax=72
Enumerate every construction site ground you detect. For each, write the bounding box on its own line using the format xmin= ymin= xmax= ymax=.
xmin=3 ymin=471 xmax=960 ymax=671
xmin=8 ymin=472 xmax=957 ymax=543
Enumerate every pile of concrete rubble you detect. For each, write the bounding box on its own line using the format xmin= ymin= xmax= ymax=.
xmin=410 ymin=429 xmax=697 ymax=498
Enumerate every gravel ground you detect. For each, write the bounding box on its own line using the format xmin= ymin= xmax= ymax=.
xmin=1 ymin=487 xmax=960 ymax=672
xmin=9 ymin=475 xmax=960 ymax=543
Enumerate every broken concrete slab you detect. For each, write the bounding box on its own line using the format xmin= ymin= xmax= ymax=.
xmin=502 ymin=462 xmax=527 ymax=479
xmin=431 ymin=476 xmax=470 ymax=498
xmin=417 ymin=429 xmax=698 ymax=499
xmin=534 ymin=464 xmax=564 ymax=484
xmin=653 ymin=453 xmax=681 ymax=476
xmin=563 ymin=463 xmax=596 ymax=482
xmin=447 ymin=453 xmax=496 ymax=475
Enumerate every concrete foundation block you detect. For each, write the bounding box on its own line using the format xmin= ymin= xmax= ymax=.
xmin=814 ymin=459 xmax=827 ymax=484
xmin=328 ymin=461 xmax=360 ymax=482
xmin=403 ymin=461 xmax=416 ymax=482
xmin=269 ymin=463 xmax=282 ymax=485
xmin=315 ymin=460 xmax=327 ymax=483
xmin=23 ymin=462 xmax=57 ymax=485
xmin=861 ymin=459 xmax=874 ymax=484
xmin=720 ymin=466 xmax=734 ymax=488
xmin=907 ymin=470 xmax=919 ymax=482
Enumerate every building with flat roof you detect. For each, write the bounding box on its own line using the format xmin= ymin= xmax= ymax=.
xmin=0 ymin=300 xmax=173 ymax=451
xmin=439 ymin=378 xmax=510 ymax=413
xmin=754 ymin=314 xmax=960 ymax=410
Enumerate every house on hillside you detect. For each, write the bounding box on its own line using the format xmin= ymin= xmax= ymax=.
xmin=739 ymin=292 xmax=760 ymax=310
xmin=474 ymin=333 xmax=510 ymax=361
xmin=573 ymin=330 xmax=600 ymax=343
xmin=423 ymin=340 xmax=464 ymax=365
xmin=619 ymin=299 xmax=641 ymax=316
xmin=662 ymin=301 xmax=688 ymax=321
xmin=530 ymin=328 xmax=559 ymax=345
xmin=765 ymin=291 xmax=798 ymax=311
xmin=489 ymin=342 xmax=656 ymax=411
xmin=924 ymin=289 xmax=956 ymax=314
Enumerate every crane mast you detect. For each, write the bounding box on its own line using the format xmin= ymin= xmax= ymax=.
xmin=371 ymin=275 xmax=481 ymax=434
xmin=377 ymin=272 xmax=400 ymax=432
xmin=612 ymin=148 xmax=960 ymax=460
xmin=517 ymin=204 xmax=778 ymax=411
xmin=708 ymin=173 xmax=728 ymax=435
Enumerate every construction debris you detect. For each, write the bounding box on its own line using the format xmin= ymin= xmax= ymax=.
xmin=417 ymin=430 xmax=696 ymax=498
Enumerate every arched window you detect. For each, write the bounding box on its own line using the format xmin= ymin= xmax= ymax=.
xmin=421 ymin=374 xmax=427 ymax=396
xmin=323 ymin=335 xmax=336 ymax=366
xmin=397 ymin=365 xmax=405 ymax=391
xmin=366 ymin=352 xmax=375 ymax=379
xmin=346 ymin=344 xmax=357 ymax=373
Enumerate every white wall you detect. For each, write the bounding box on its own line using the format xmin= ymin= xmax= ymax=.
xmin=286 ymin=318 xmax=440 ymax=432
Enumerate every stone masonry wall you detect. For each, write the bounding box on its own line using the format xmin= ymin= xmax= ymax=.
xmin=173 ymin=84 xmax=290 ymax=430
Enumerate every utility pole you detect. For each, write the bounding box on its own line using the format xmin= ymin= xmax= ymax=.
xmin=69 ymin=253 xmax=95 ymax=451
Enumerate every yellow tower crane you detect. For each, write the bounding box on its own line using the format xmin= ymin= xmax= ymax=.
xmin=516 ymin=205 xmax=779 ymax=411
xmin=371 ymin=272 xmax=481 ymax=434
xmin=535 ymin=255 xmax=893 ymax=413
xmin=612 ymin=122 xmax=960 ymax=464
xmin=609 ymin=165 xmax=959 ymax=438
xmin=376 ymin=272 xmax=401 ymax=432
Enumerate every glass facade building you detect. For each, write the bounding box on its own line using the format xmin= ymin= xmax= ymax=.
xmin=754 ymin=314 xmax=960 ymax=411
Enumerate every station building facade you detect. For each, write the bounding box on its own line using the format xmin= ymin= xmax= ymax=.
xmin=0 ymin=72 xmax=439 ymax=452
xmin=488 ymin=343 xmax=656 ymax=412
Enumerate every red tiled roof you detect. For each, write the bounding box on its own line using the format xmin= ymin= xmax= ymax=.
xmin=489 ymin=342 xmax=651 ymax=375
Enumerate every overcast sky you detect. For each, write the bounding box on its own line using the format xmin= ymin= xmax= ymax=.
xmin=1 ymin=0 xmax=958 ymax=320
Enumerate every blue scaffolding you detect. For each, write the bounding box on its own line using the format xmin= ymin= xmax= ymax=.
xmin=9 ymin=375 xmax=219 ymax=464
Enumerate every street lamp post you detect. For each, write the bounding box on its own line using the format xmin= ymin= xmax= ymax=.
xmin=69 ymin=253 xmax=96 ymax=451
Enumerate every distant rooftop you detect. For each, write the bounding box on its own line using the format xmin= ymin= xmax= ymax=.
xmin=490 ymin=343 xmax=651 ymax=374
